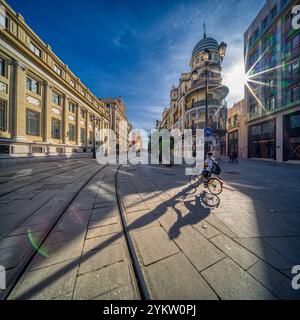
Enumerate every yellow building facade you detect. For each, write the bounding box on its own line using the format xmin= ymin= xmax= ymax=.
xmin=226 ymin=99 xmax=248 ymax=160
xmin=0 ymin=0 xmax=110 ymax=162
xmin=100 ymin=97 xmax=130 ymax=153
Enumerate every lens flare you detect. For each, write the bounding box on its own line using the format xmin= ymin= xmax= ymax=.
xmin=27 ymin=229 xmax=49 ymax=258
xmin=68 ymin=207 xmax=85 ymax=225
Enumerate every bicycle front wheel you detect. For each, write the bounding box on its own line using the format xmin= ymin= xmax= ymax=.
xmin=189 ymin=175 xmax=200 ymax=188
xmin=207 ymin=178 xmax=223 ymax=195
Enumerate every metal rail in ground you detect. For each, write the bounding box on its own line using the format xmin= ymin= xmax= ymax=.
xmin=1 ymin=164 xmax=108 ymax=300
xmin=115 ymin=165 xmax=150 ymax=300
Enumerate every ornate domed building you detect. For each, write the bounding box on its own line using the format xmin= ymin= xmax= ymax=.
xmin=159 ymin=29 xmax=229 ymax=159
xmin=186 ymin=33 xmax=229 ymax=157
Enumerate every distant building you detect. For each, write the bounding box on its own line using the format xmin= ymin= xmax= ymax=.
xmin=100 ymin=97 xmax=130 ymax=153
xmin=226 ymin=99 xmax=248 ymax=160
xmin=158 ymin=107 xmax=172 ymax=130
xmin=244 ymin=0 xmax=300 ymax=162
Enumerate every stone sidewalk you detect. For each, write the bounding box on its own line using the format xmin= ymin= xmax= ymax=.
xmin=0 ymin=161 xmax=139 ymax=300
xmin=1 ymin=159 xmax=300 ymax=300
xmin=117 ymin=159 xmax=300 ymax=300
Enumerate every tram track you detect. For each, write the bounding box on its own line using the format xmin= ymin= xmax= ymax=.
xmin=0 ymin=159 xmax=95 ymax=198
xmin=1 ymin=164 xmax=150 ymax=300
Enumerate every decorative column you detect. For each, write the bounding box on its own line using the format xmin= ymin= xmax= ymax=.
xmin=9 ymin=60 xmax=27 ymax=140
xmin=62 ymin=94 xmax=68 ymax=145
xmin=75 ymin=104 xmax=80 ymax=146
xmin=42 ymin=81 xmax=53 ymax=142
xmin=85 ymin=110 xmax=89 ymax=147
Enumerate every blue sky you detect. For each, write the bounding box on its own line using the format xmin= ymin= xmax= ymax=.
xmin=8 ymin=0 xmax=265 ymax=129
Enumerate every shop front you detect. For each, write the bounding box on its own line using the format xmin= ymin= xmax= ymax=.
xmin=248 ymin=119 xmax=276 ymax=160
xmin=227 ymin=130 xmax=238 ymax=157
xmin=283 ymin=110 xmax=300 ymax=161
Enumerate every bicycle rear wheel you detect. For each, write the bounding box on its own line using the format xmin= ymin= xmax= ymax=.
xmin=189 ymin=175 xmax=200 ymax=188
xmin=207 ymin=178 xmax=223 ymax=195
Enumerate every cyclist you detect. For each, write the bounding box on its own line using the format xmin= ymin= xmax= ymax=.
xmin=202 ymin=151 xmax=215 ymax=186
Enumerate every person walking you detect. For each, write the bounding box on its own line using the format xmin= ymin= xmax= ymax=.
xmin=232 ymin=151 xmax=239 ymax=164
xmin=228 ymin=152 xmax=233 ymax=163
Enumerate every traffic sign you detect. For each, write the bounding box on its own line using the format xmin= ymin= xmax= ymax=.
xmin=204 ymin=127 xmax=212 ymax=137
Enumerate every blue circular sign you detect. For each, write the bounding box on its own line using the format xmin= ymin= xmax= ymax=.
xmin=204 ymin=128 xmax=212 ymax=137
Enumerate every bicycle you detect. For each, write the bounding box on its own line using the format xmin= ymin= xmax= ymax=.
xmin=189 ymin=172 xmax=223 ymax=195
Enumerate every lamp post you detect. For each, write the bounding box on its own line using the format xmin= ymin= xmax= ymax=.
xmin=91 ymin=115 xmax=98 ymax=159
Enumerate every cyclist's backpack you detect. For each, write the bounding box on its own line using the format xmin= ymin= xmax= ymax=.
xmin=212 ymin=161 xmax=221 ymax=175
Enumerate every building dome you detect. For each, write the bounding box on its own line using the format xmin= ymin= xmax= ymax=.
xmin=192 ymin=37 xmax=219 ymax=57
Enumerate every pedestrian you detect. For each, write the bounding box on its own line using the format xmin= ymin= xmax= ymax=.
xmin=228 ymin=152 xmax=233 ymax=163
xmin=232 ymin=151 xmax=239 ymax=164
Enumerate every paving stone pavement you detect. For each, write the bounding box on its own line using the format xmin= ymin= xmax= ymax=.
xmin=1 ymin=162 xmax=139 ymax=300
xmin=1 ymin=159 xmax=300 ymax=300
xmin=117 ymin=159 xmax=300 ymax=300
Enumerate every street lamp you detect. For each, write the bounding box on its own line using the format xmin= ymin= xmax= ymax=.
xmin=91 ymin=115 xmax=98 ymax=159
xmin=218 ymin=42 xmax=227 ymax=61
xmin=203 ymin=48 xmax=211 ymax=159
xmin=191 ymin=69 xmax=198 ymax=82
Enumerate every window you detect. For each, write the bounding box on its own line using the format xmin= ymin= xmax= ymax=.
xmin=290 ymin=60 xmax=299 ymax=78
xmin=287 ymin=86 xmax=300 ymax=103
xmin=0 ymin=6 xmax=5 ymax=29
xmin=262 ymin=16 xmax=269 ymax=30
xmin=80 ymin=128 xmax=85 ymax=143
xmin=51 ymin=118 xmax=60 ymax=139
xmin=69 ymin=102 xmax=75 ymax=113
xmin=262 ymin=121 xmax=273 ymax=134
xmin=69 ymin=124 xmax=75 ymax=141
xmin=270 ymin=5 xmax=277 ymax=21
xmin=0 ymin=100 xmax=6 ymax=131
xmin=290 ymin=114 xmax=300 ymax=129
xmin=253 ymin=28 xmax=259 ymax=41
xmin=281 ymin=0 xmax=289 ymax=9
xmin=267 ymin=76 xmax=276 ymax=87
xmin=26 ymin=110 xmax=39 ymax=136
xmin=291 ymin=34 xmax=300 ymax=51
xmin=29 ymin=43 xmax=41 ymax=58
xmin=265 ymin=96 xmax=277 ymax=111
xmin=0 ymin=57 xmax=4 ymax=76
xmin=26 ymin=76 xmax=39 ymax=94
xmin=80 ymin=109 xmax=85 ymax=119
xmin=69 ymin=79 xmax=75 ymax=88
xmin=228 ymin=118 xmax=232 ymax=128
xmin=52 ymin=92 xmax=60 ymax=105
xmin=251 ymin=125 xmax=261 ymax=135
xmin=54 ymin=64 xmax=62 ymax=76
xmin=233 ymin=115 xmax=238 ymax=127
